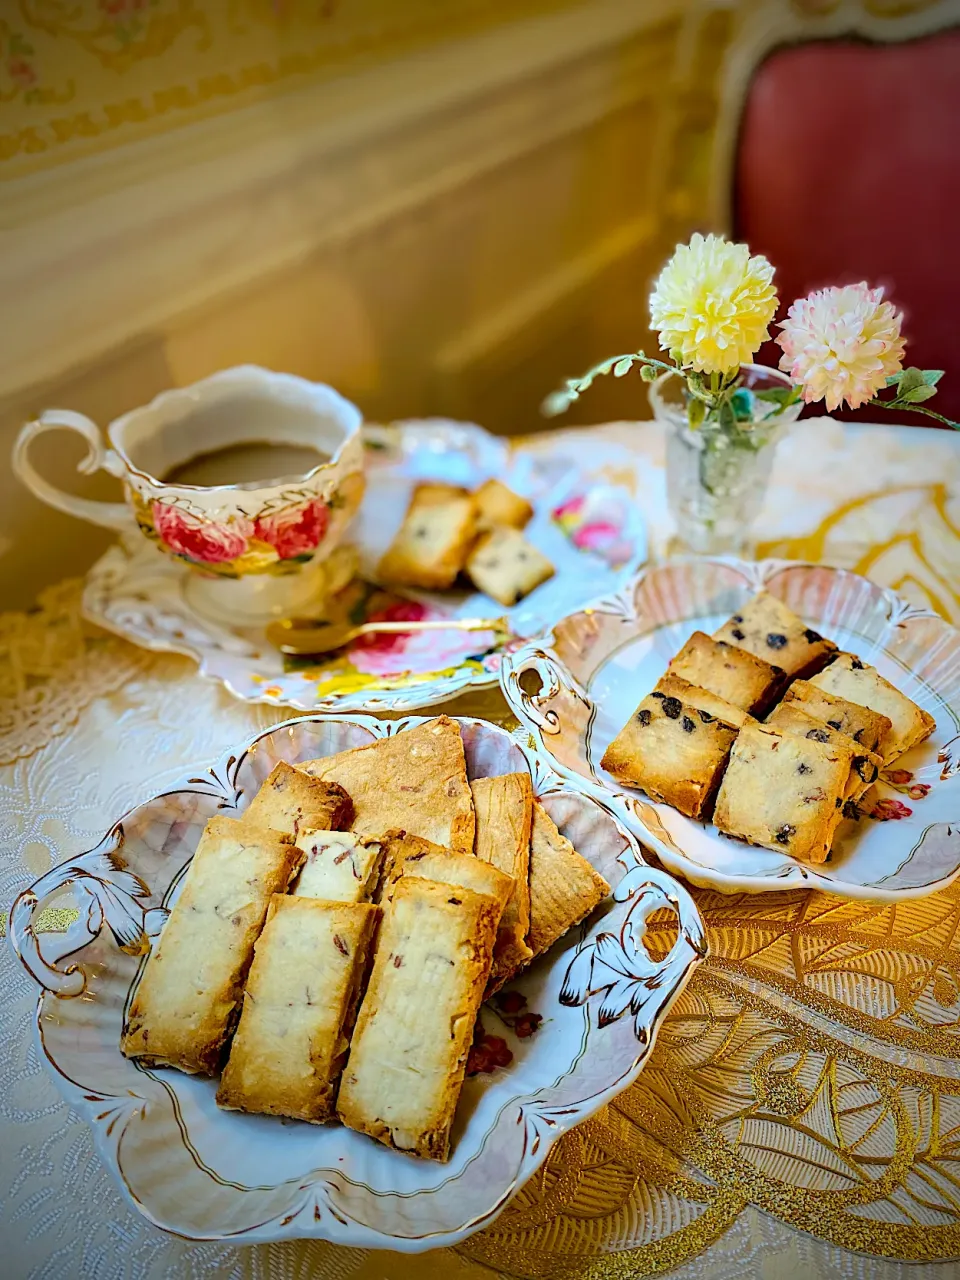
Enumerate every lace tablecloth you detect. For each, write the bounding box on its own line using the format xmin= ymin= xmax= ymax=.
xmin=4 ymin=417 xmax=960 ymax=1280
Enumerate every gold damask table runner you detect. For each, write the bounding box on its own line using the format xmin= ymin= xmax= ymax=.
xmin=3 ymin=418 xmax=959 ymax=1280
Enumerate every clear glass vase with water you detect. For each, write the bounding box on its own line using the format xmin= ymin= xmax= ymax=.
xmin=650 ymin=363 xmax=802 ymax=557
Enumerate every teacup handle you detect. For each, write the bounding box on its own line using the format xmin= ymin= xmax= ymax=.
xmin=13 ymin=409 xmax=132 ymax=530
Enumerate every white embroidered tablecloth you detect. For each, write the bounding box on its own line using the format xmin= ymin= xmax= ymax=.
xmin=3 ymin=417 xmax=960 ymax=1280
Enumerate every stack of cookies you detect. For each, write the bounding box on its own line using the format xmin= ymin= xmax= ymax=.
xmin=378 ymin=478 xmax=555 ymax=606
xmin=602 ymin=592 xmax=935 ymax=865
xmin=120 ymin=717 xmax=608 ymax=1162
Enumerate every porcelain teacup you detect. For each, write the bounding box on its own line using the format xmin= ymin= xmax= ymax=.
xmin=13 ymin=366 xmax=365 ymax=626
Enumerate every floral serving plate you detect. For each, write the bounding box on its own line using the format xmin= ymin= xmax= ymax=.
xmin=501 ymin=558 xmax=960 ymax=901
xmin=82 ymin=420 xmax=646 ymax=714
xmin=8 ymin=714 xmax=704 ymax=1249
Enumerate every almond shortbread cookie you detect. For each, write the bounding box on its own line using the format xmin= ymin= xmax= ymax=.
xmin=337 ymin=878 xmax=500 ymax=1161
xmin=808 ymin=653 xmax=935 ymax=764
xmin=601 ymin=685 xmax=739 ymax=819
xmin=667 ymin=631 xmax=785 ymax=715
xmin=465 ymin=525 xmax=554 ymax=606
xmin=380 ymin=832 xmax=513 ymax=917
xmin=714 ymin=592 xmax=837 ymax=680
xmin=121 ymin=816 xmax=303 ymax=1075
xmin=217 ymin=896 xmax=380 ymax=1123
xmin=474 ymin=478 xmax=533 ymax=531
xmin=471 ymin=773 xmax=534 ymax=990
xmin=374 ymin=830 xmax=448 ymax=898
xmin=378 ymin=483 xmax=477 ymax=590
xmin=714 ymin=722 xmax=855 ymax=864
xmin=527 ymin=802 xmax=610 ymax=959
xmin=292 ymin=830 xmax=385 ymax=903
xmin=300 ymin=716 xmax=475 ymax=853
xmin=243 ymin=761 xmax=353 ymax=839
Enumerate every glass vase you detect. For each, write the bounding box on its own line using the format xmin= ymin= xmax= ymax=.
xmin=650 ymin=363 xmax=802 ymax=557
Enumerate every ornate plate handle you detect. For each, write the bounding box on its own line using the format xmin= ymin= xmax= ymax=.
xmin=501 ymin=640 xmax=591 ymax=737
xmin=560 ymin=858 xmax=707 ymax=1042
xmin=8 ymin=825 xmax=165 ymax=999
xmin=501 ymin=640 xmax=606 ymax=797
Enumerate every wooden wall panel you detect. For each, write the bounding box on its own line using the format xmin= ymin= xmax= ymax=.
xmin=5 ymin=0 xmax=953 ymax=603
xmin=1 ymin=0 xmax=707 ymax=601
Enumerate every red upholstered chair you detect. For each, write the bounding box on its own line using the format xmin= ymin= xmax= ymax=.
xmin=734 ymin=28 xmax=960 ymax=422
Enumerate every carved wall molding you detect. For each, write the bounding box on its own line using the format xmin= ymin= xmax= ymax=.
xmin=0 ymin=2 xmax=685 ymax=402
xmin=0 ymin=0 xmax=576 ymax=176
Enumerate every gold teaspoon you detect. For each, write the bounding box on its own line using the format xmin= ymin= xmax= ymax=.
xmin=267 ymin=615 xmax=512 ymax=657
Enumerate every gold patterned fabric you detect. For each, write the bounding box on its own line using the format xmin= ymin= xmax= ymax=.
xmin=3 ymin=418 xmax=960 ymax=1280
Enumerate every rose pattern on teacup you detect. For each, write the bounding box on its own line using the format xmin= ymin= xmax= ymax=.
xmin=254 ymin=498 xmax=330 ymax=560
xmin=134 ymin=487 xmax=348 ymax=578
xmin=152 ymin=503 xmax=252 ymax=566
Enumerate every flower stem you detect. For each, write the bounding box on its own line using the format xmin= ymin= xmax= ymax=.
xmin=866 ymin=398 xmax=960 ymax=430
xmin=541 ymin=351 xmax=680 ymax=416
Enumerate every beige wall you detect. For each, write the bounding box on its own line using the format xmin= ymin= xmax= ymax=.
xmin=1 ymin=0 xmax=952 ymax=606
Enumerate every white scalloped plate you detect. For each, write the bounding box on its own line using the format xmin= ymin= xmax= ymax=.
xmin=501 ymin=558 xmax=960 ymax=900
xmin=8 ymin=715 xmax=703 ymax=1248
xmin=81 ymin=420 xmax=647 ymax=714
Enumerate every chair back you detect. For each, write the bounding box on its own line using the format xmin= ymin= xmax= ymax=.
xmin=734 ymin=28 xmax=960 ymax=419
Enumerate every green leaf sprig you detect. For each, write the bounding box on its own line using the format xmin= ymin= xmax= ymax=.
xmin=542 ymin=353 xmax=801 ymax=430
xmin=866 ymin=367 xmax=958 ymax=427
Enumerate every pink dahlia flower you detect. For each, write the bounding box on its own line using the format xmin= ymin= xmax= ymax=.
xmin=776 ymin=283 xmax=905 ymax=411
xmin=254 ymin=498 xmax=329 ymax=560
xmin=153 ymin=502 xmax=250 ymax=565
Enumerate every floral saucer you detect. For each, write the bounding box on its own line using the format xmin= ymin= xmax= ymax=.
xmin=82 ymin=420 xmax=647 ymax=714
xmin=501 ymin=558 xmax=960 ymax=901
